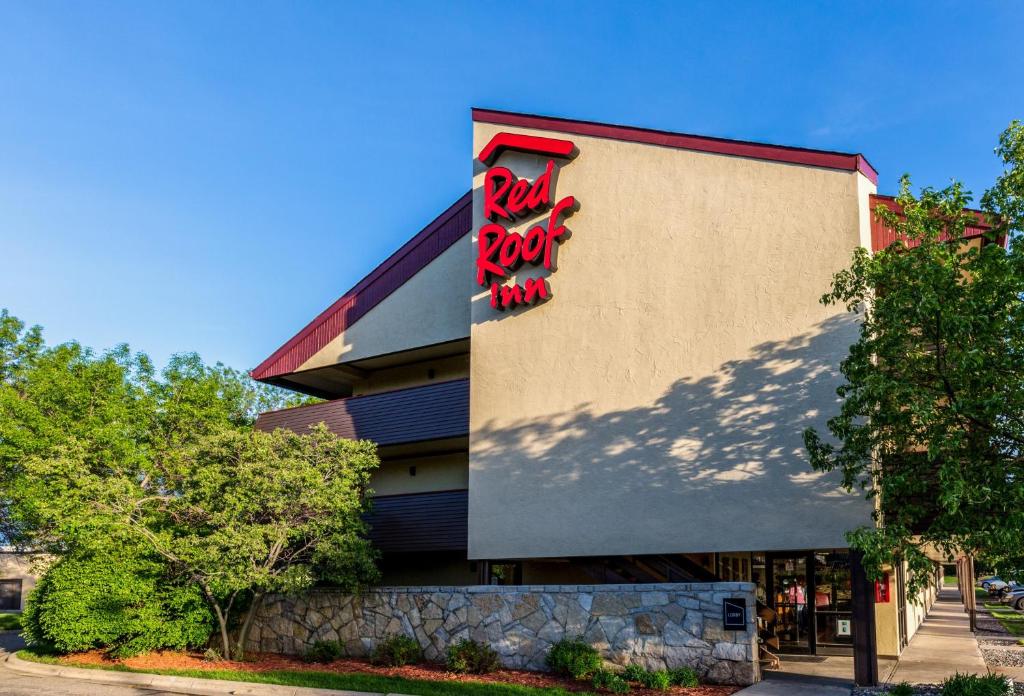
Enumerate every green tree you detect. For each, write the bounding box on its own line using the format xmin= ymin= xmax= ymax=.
xmin=0 ymin=315 xmax=378 ymax=657
xmin=22 ymin=545 xmax=212 ymax=657
xmin=804 ymin=121 xmax=1024 ymax=592
xmin=98 ymin=424 xmax=379 ymax=659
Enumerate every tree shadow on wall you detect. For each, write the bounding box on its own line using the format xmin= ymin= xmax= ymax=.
xmin=470 ymin=313 xmax=870 ymax=556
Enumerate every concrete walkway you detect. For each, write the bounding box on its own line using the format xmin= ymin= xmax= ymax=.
xmin=734 ymin=671 xmax=852 ymax=695
xmin=735 ymin=588 xmax=988 ymax=695
xmin=887 ymin=587 xmax=987 ymax=684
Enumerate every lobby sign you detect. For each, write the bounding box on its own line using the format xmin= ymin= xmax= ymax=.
xmin=475 ymin=132 xmax=578 ymax=311
xmin=722 ymin=597 xmax=746 ymax=630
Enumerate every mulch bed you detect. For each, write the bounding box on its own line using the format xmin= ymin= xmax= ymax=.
xmin=58 ymin=650 xmax=740 ymax=695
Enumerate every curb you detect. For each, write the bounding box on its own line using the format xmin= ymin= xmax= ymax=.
xmin=3 ymin=651 xmax=415 ymax=696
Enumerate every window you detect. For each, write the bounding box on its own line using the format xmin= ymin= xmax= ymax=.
xmin=0 ymin=579 xmax=22 ymax=610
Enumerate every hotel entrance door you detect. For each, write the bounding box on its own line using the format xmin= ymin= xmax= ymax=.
xmin=767 ymin=551 xmax=854 ymax=656
xmin=770 ymin=555 xmax=810 ymax=653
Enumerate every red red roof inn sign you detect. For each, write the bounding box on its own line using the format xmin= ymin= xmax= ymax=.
xmin=476 ymin=132 xmax=579 ymax=311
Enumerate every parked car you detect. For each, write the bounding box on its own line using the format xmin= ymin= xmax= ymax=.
xmin=1002 ymin=587 xmax=1024 ymax=610
xmin=981 ymin=576 xmax=1005 ymax=591
xmin=995 ymin=581 xmax=1021 ymax=598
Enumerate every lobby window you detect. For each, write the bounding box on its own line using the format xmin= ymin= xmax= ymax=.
xmin=0 ymin=579 xmax=21 ymax=610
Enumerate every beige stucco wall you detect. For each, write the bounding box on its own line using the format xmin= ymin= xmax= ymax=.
xmin=370 ymin=452 xmax=468 ymax=497
xmin=468 ymin=121 xmax=876 ymax=560
xmin=0 ymin=552 xmax=42 ymax=612
xmin=874 ymin=561 xmax=939 ymax=657
xmin=352 ymin=355 xmax=469 ymax=396
xmin=299 ymin=238 xmax=471 ymax=370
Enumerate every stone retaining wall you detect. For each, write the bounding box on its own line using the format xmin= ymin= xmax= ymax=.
xmin=247 ymin=583 xmax=758 ymax=685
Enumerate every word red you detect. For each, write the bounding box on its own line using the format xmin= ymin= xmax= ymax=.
xmin=484 ymin=160 xmax=554 ymax=222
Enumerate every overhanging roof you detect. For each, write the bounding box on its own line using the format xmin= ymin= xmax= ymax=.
xmin=251 ymin=192 xmax=472 ymax=383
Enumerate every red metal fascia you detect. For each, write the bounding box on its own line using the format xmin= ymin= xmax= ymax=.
xmin=251 ymin=191 xmax=472 ymax=382
xmin=472 ymin=108 xmax=879 ymax=185
xmin=869 ymin=194 xmax=997 ymax=252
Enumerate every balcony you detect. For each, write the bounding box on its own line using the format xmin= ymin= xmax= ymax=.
xmin=255 ymin=378 xmax=469 ymax=448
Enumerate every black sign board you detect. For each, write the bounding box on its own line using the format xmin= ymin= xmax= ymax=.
xmin=722 ymin=597 xmax=746 ymax=630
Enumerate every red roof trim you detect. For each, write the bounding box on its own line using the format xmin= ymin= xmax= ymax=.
xmin=472 ymin=108 xmax=879 ymax=185
xmin=251 ymin=192 xmax=472 ymax=382
xmin=477 ymin=132 xmax=577 ymax=165
xmin=869 ymin=194 xmax=1002 ymax=252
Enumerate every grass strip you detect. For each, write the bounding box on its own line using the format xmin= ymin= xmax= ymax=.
xmin=0 ymin=614 xmax=21 ymax=631
xmin=983 ymin=603 xmax=1024 ymax=636
xmin=17 ymin=650 xmax=577 ymax=696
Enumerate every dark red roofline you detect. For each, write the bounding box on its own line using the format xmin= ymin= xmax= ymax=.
xmin=869 ymin=194 xmax=1004 ymax=251
xmin=251 ymin=191 xmax=472 ymax=382
xmin=472 ymin=108 xmax=879 ymax=185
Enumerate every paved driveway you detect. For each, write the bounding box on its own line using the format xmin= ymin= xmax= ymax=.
xmin=0 ymin=635 xmax=188 ymax=696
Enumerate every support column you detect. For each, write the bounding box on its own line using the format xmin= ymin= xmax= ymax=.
xmin=851 ymin=550 xmax=879 ymax=687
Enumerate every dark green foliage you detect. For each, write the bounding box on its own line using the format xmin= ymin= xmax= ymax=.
xmin=0 ymin=614 xmax=22 ymax=631
xmin=304 ymin=640 xmax=345 ymax=664
xmin=446 ymin=639 xmax=500 ymax=674
xmin=637 ymin=669 xmax=671 ymax=690
xmin=803 ymin=121 xmax=1024 ymax=593
xmin=591 ymin=669 xmax=630 ymax=693
xmin=941 ymin=672 xmax=1010 ymax=696
xmin=667 ymin=666 xmax=699 ymax=687
xmin=889 ymin=683 xmax=914 ymax=696
xmin=0 ymin=311 xmax=379 ymax=659
xmin=621 ymin=664 xmax=646 ymax=682
xmin=22 ymin=550 xmax=212 ymax=657
xmin=371 ymin=634 xmax=423 ymax=667
xmin=545 ymin=638 xmax=602 ymax=680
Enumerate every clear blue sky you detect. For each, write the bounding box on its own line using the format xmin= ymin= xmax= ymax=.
xmin=2 ymin=1 xmax=1021 ymax=372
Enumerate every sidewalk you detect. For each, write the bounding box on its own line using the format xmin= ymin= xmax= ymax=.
xmin=886 ymin=587 xmax=987 ymax=684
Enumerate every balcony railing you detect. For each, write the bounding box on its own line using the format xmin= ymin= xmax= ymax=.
xmin=255 ymin=378 xmax=469 ymax=447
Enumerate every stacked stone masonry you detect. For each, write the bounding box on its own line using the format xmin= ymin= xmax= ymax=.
xmin=247 ymin=582 xmax=759 ymax=685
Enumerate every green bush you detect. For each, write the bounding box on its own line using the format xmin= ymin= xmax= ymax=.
xmin=546 ymin=637 xmax=602 ymax=680
xmin=668 ymin=666 xmax=700 ymax=687
xmin=22 ymin=550 xmax=212 ymax=658
xmin=446 ymin=638 xmax=500 ymax=674
xmin=592 ymin=669 xmax=631 ymax=693
xmin=889 ymin=683 xmax=914 ymax=696
xmin=621 ymin=664 xmax=646 ymax=682
xmin=941 ymin=673 xmax=1011 ymax=696
xmin=370 ymin=634 xmax=423 ymax=667
xmin=304 ymin=639 xmax=345 ymax=664
xmin=637 ymin=669 xmax=671 ymax=691
xmin=0 ymin=614 xmax=22 ymax=631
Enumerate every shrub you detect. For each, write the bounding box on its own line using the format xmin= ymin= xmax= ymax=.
xmin=638 ymin=669 xmax=672 ymax=691
xmin=668 ymin=666 xmax=700 ymax=687
xmin=546 ymin=637 xmax=602 ymax=680
xmin=304 ymin=639 xmax=345 ymax=664
xmin=622 ymin=664 xmax=647 ymax=682
xmin=889 ymin=683 xmax=914 ymax=696
xmin=592 ymin=668 xmax=631 ymax=693
xmin=371 ymin=634 xmax=423 ymax=667
xmin=22 ymin=550 xmax=213 ymax=658
xmin=446 ymin=638 xmax=500 ymax=674
xmin=941 ymin=672 xmax=1011 ymax=696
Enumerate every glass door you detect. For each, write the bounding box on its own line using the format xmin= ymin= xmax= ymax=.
xmin=812 ymin=551 xmax=854 ymax=655
xmin=770 ymin=555 xmax=810 ymax=653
